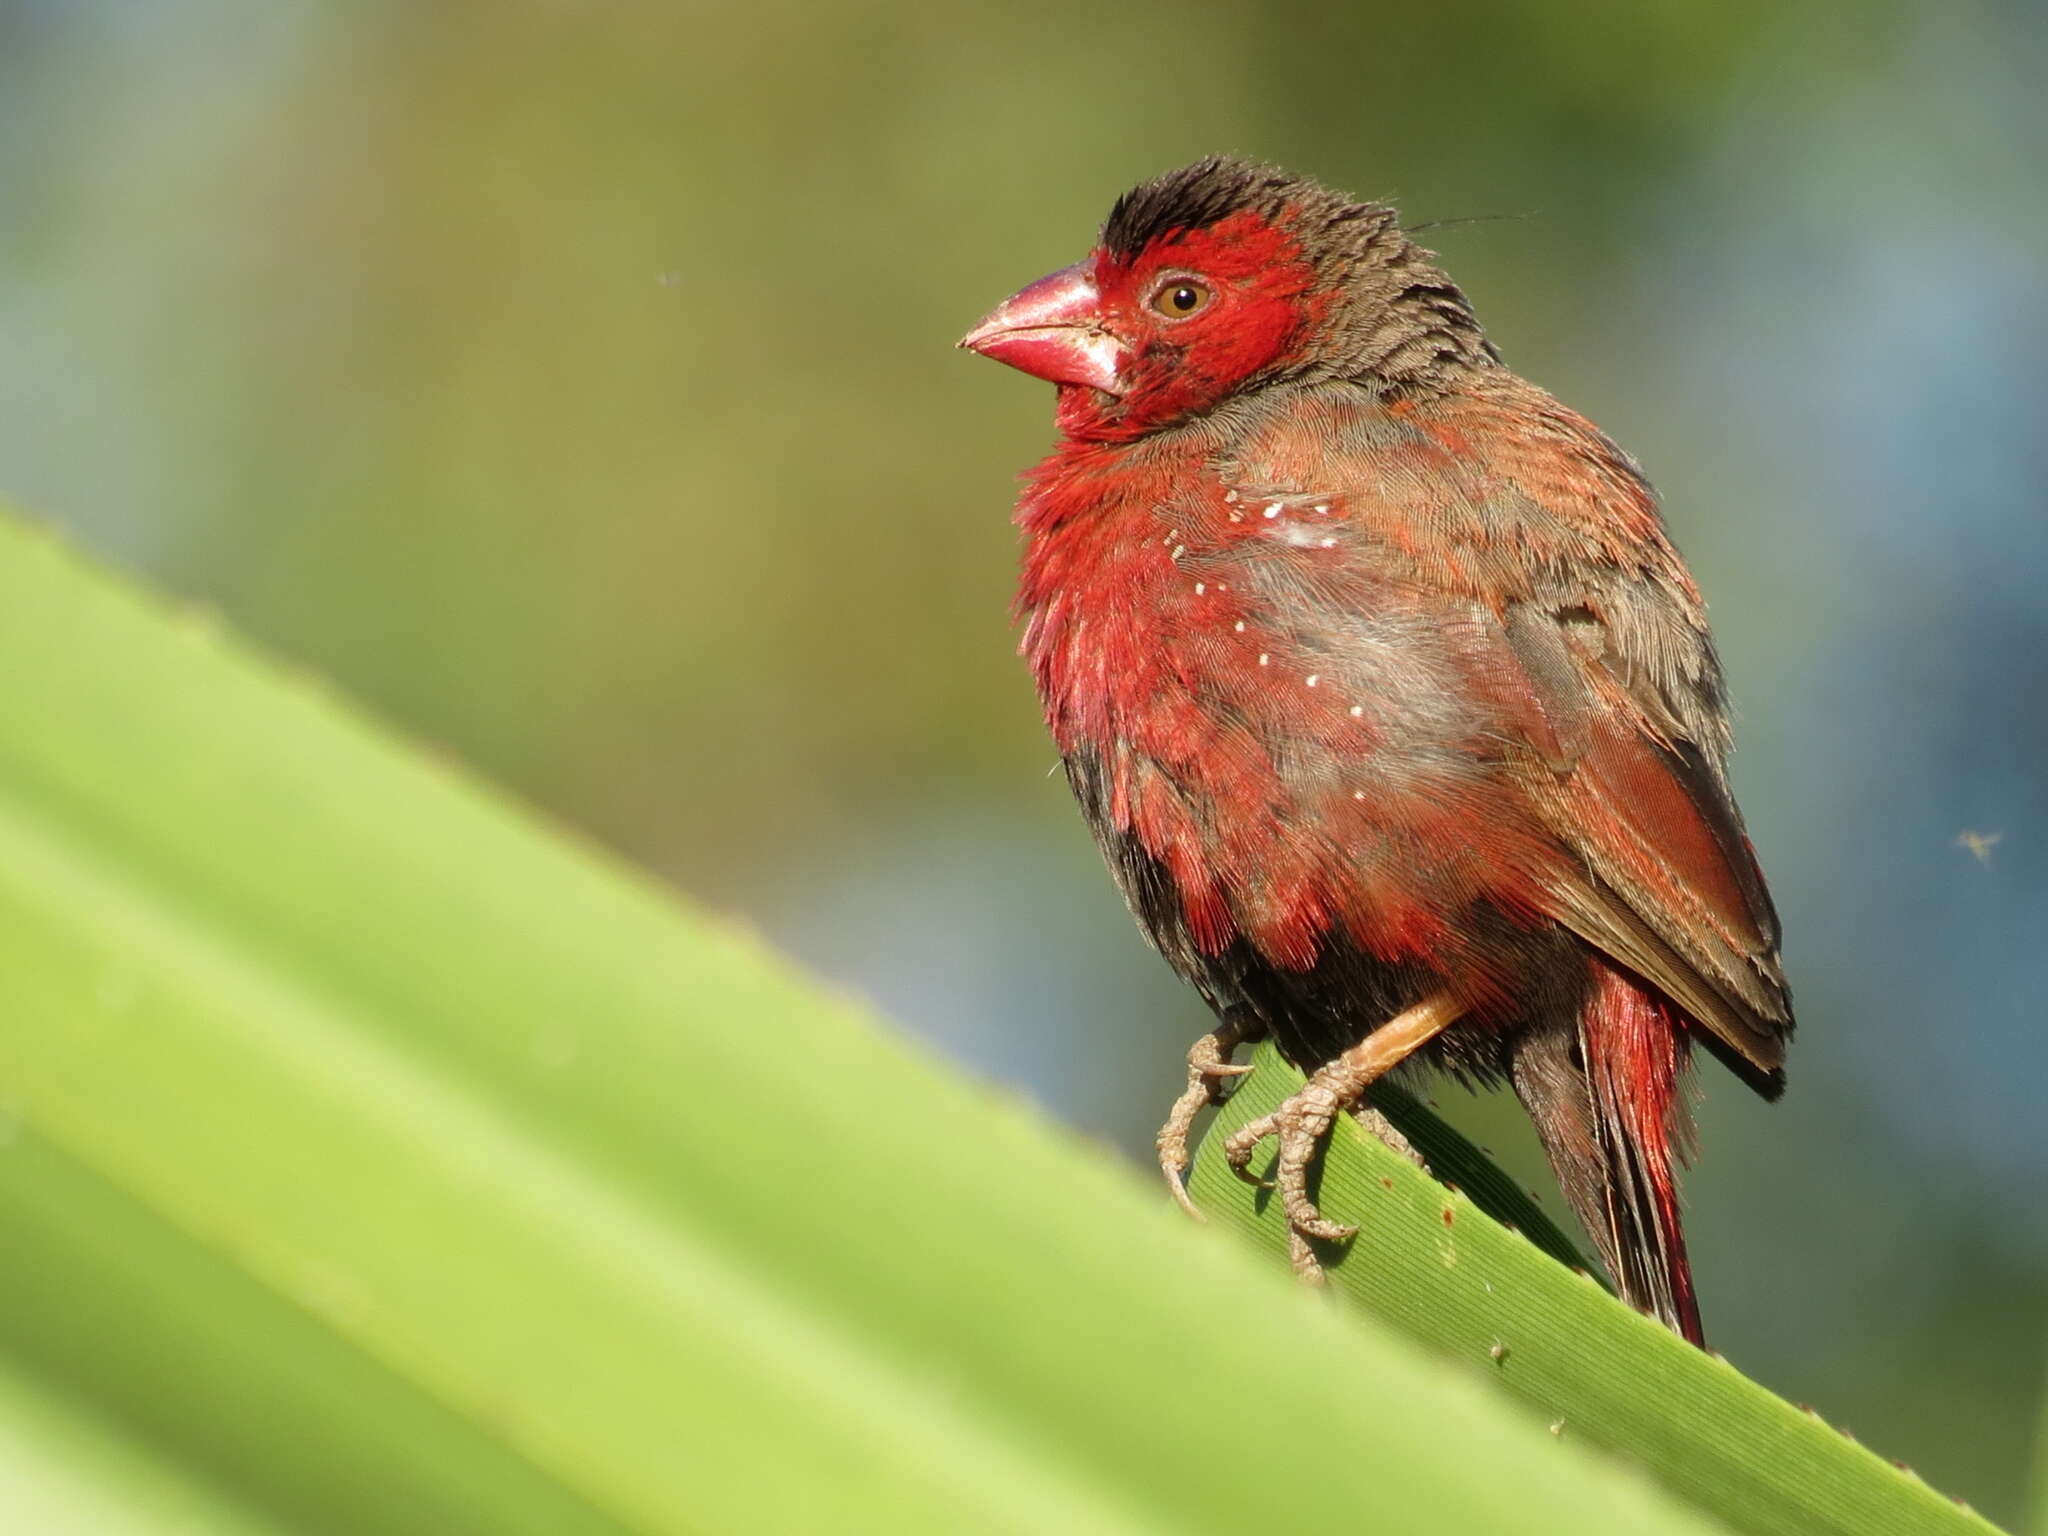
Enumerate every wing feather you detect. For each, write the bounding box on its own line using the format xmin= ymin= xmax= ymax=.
xmin=1220 ymin=380 xmax=1793 ymax=1091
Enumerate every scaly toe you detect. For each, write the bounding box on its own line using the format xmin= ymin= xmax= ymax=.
xmin=1157 ymin=1026 xmax=1267 ymax=1218
xmin=1222 ymin=1115 xmax=1279 ymax=1188
xmin=1287 ymin=1228 xmax=1327 ymax=1285
xmin=1156 ymin=1086 xmax=1213 ymax=1220
xmin=1156 ymin=1137 xmax=1206 ymax=1222
xmin=1185 ymin=1037 xmax=1255 ymax=1101
xmin=1294 ymin=1210 xmax=1358 ymax=1243
xmin=1273 ymin=1109 xmax=1358 ymax=1244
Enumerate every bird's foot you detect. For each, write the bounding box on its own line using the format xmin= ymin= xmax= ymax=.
xmin=1221 ymin=994 xmax=1461 ymax=1282
xmin=1242 ymin=1104 xmax=1425 ymax=1285
xmin=1157 ymin=1017 xmax=1261 ymax=1219
xmin=1221 ymin=1057 xmax=1370 ymax=1257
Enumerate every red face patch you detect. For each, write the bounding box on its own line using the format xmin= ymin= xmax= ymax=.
xmin=1067 ymin=207 xmax=1328 ymax=439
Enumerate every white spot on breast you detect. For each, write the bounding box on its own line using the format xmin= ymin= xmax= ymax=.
xmin=1263 ymin=502 xmax=1283 ymax=519
xmin=1193 ymin=582 xmax=1205 ymax=594
xmin=1305 ymin=674 xmax=1320 ymax=687
xmin=1258 ymin=653 xmax=1270 ymax=666
xmin=1314 ymin=503 xmax=1330 ymax=515
xmin=1318 ymin=537 xmax=1337 ymax=549
xmin=1170 ymin=544 xmax=1185 ymax=560
xmin=1349 ymin=705 xmax=1364 ymax=718
xmin=1353 ymin=790 xmax=1366 ymax=800
xmin=1234 ymin=621 xmax=1246 ymax=632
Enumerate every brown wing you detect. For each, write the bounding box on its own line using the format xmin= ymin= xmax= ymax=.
xmin=1498 ymin=589 xmax=1792 ymax=1097
xmin=1218 ymin=378 xmax=1792 ymax=1093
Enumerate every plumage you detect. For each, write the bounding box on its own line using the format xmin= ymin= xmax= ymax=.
xmin=962 ymin=156 xmax=1792 ymax=1344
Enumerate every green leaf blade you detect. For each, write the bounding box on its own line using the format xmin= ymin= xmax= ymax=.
xmin=1192 ymin=1041 xmax=1998 ymax=1536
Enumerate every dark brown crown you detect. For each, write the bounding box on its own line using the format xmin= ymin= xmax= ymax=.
xmin=1102 ymin=157 xmax=1499 ymax=386
xmin=1100 ymin=156 xmax=1301 ymax=259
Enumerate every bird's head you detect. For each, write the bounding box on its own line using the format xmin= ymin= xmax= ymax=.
xmin=960 ymin=156 xmax=1496 ymax=442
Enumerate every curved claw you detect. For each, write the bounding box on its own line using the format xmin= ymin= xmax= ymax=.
xmin=1186 ymin=1034 xmax=1255 ymax=1084
xmin=1222 ymin=1115 xmax=1280 ymax=1188
xmin=1157 ymin=1019 xmax=1265 ymax=1218
xmin=1156 ymin=1090 xmax=1210 ymax=1219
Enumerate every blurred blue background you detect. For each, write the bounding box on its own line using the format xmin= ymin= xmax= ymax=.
xmin=2 ymin=0 xmax=2043 ymax=1521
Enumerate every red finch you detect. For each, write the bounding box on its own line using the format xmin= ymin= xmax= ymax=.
xmin=959 ymin=157 xmax=1792 ymax=1344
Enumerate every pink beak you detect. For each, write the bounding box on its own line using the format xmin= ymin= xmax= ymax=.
xmin=958 ymin=262 xmax=1129 ymax=394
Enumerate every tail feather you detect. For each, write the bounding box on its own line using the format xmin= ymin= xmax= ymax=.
xmin=1514 ymin=960 xmax=1703 ymax=1346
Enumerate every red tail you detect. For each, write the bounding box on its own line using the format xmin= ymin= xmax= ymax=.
xmin=1516 ymin=959 xmax=1702 ymax=1345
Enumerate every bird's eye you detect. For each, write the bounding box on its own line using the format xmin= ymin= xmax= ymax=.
xmin=1149 ymin=279 xmax=1212 ymax=319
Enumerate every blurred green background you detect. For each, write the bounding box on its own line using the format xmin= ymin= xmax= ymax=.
xmin=3 ymin=0 xmax=2044 ymax=1524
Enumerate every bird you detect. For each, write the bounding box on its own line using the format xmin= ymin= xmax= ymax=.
xmin=957 ymin=156 xmax=1793 ymax=1345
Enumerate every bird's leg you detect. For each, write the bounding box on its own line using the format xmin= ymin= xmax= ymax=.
xmin=1157 ymin=1010 xmax=1266 ymax=1219
xmin=1224 ymin=994 xmax=1462 ymax=1278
